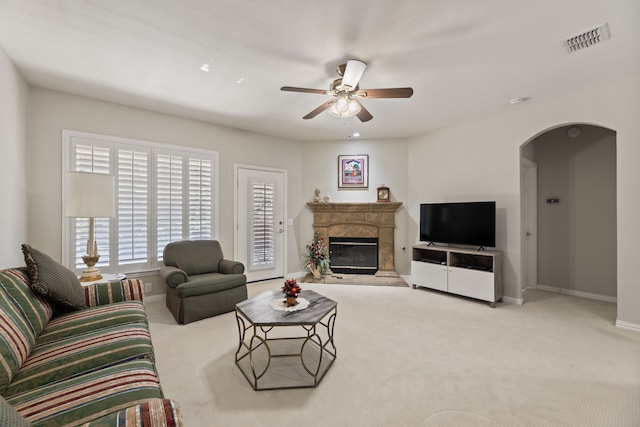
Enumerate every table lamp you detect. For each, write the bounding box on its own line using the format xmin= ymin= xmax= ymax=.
xmin=65 ymin=171 xmax=116 ymax=282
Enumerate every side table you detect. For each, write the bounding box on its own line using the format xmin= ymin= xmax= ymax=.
xmin=79 ymin=273 xmax=127 ymax=286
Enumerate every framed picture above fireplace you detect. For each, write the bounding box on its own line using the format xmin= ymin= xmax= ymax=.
xmin=338 ymin=154 xmax=368 ymax=188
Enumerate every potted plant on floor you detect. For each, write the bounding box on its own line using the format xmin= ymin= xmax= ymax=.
xmin=303 ymin=234 xmax=330 ymax=279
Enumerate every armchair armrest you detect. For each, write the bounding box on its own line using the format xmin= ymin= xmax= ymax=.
xmin=84 ymin=279 xmax=145 ymax=307
xmin=80 ymin=398 xmax=183 ymax=427
xmin=160 ymin=265 xmax=188 ymax=288
xmin=218 ymin=259 xmax=245 ymax=275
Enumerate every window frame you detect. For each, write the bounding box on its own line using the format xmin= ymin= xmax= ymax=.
xmin=62 ymin=129 xmax=219 ymax=274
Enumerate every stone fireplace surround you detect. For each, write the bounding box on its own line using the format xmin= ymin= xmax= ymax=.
xmin=307 ymin=201 xmax=402 ymax=277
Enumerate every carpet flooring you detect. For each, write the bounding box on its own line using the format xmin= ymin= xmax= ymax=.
xmin=145 ymin=281 xmax=640 ymax=427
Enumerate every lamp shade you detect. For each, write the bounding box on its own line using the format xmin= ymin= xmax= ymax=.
xmin=65 ymin=172 xmax=116 ymax=218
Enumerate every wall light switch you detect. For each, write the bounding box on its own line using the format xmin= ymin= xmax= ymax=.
xmin=287 ymin=219 xmax=294 ymax=226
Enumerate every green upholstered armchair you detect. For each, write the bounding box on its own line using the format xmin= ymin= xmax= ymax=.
xmin=160 ymin=240 xmax=247 ymax=324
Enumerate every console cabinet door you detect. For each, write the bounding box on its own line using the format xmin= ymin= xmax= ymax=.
xmin=447 ymin=267 xmax=495 ymax=302
xmin=411 ymin=261 xmax=448 ymax=292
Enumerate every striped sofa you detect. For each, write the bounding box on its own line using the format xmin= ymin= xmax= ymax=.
xmin=0 ymin=268 xmax=182 ymax=427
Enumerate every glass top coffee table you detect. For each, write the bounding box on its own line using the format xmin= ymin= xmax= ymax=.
xmin=235 ymin=289 xmax=337 ymax=390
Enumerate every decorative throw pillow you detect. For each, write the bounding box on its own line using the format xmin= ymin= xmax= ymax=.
xmin=21 ymin=244 xmax=87 ymax=310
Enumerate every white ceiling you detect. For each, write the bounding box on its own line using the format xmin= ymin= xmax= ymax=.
xmin=1 ymin=1 xmax=638 ymax=141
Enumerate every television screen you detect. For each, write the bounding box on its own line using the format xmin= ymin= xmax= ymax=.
xmin=420 ymin=201 xmax=496 ymax=248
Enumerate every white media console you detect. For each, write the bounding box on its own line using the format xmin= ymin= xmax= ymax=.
xmin=411 ymin=244 xmax=503 ymax=307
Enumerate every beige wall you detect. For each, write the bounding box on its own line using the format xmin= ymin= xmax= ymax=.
xmin=27 ymin=88 xmax=303 ymax=294
xmin=528 ymin=125 xmax=616 ymax=298
xmin=2 ymin=57 xmax=639 ymax=327
xmin=299 ymin=139 xmax=411 ymax=275
xmin=408 ymin=75 xmax=640 ymax=327
xmin=0 ymin=46 xmax=29 ymax=269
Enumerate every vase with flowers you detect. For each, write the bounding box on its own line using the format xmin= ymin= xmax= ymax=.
xmin=282 ymin=278 xmax=302 ymax=306
xmin=303 ymin=234 xmax=330 ymax=279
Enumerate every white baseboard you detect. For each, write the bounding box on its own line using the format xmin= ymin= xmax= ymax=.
xmin=533 ymin=284 xmax=617 ymax=303
xmin=503 ymin=295 xmax=523 ymax=305
xmin=144 ymin=293 xmax=165 ymax=303
xmin=615 ymin=319 xmax=640 ymax=332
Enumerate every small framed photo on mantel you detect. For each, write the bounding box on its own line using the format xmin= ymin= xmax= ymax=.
xmin=338 ymin=154 xmax=368 ymax=188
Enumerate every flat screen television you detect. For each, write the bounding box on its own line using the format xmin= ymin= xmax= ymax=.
xmin=419 ymin=201 xmax=496 ymax=248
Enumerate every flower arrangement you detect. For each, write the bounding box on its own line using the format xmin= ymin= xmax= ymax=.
xmin=303 ymin=234 xmax=330 ymax=275
xmin=282 ymin=278 xmax=302 ymax=297
xmin=282 ymin=278 xmax=302 ymax=306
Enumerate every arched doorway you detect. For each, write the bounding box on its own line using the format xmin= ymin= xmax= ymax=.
xmin=520 ymin=124 xmax=617 ymax=302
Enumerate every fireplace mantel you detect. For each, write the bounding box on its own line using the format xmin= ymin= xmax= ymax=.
xmin=307 ymin=202 xmax=402 ymax=276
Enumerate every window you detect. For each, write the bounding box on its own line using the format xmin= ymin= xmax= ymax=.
xmin=63 ymin=130 xmax=218 ymax=274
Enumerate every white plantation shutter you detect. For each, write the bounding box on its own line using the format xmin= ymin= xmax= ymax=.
xmin=188 ymin=156 xmax=213 ymax=240
xmin=117 ymin=146 xmax=149 ymax=266
xmin=156 ymin=151 xmax=214 ymax=261
xmin=64 ymin=130 xmax=217 ymax=273
xmin=156 ymin=151 xmax=184 ymax=261
xmin=71 ymin=141 xmax=112 ymax=269
xmin=249 ymin=178 xmax=275 ymax=270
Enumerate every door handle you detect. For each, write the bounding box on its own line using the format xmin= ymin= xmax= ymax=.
xmin=278 ymin=228 xmax=284 ymax=233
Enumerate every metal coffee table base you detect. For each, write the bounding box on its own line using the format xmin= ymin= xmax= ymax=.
xmin=235 ymin=299 xmax=337 ymax=391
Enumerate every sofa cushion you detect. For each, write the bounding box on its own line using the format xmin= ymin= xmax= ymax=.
xmin=177 ymin=273 xmax=247 ymax=297
xmin=0 ymin=395 xmax=31 ymax=427
xmin=79 ymin=399 xmax=182 ymax=427
xmin=21 ymin=244 xmax=87 ymax=310
xmin=0 ymin=281 xmax=37 ymax=394
xmin=36 ymin=301 xmax=148 ymax=345
xmin=6 ymin=358 xmax=164 ymax=427
xmin=5 ymin=323 xmax=154 ymax=396
xmin=84 ymin=279 xmax=145 ymax=307
xmin=0 ymin=269 xmax=53 ymax=337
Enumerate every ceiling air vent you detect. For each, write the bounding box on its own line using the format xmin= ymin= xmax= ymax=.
xmin=565 ymin=23 xmax=611 ymax=53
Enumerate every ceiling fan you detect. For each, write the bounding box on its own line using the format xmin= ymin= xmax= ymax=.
xmin=281 ymin=59 xmax=413 ymax=122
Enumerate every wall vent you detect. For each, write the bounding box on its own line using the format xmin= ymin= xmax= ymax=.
xmin=565 ymin=23 xmax=611 ymax=53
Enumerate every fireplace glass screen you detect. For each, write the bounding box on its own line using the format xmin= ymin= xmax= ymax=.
xmin=329 ymin=237 xmax=378 ymax=275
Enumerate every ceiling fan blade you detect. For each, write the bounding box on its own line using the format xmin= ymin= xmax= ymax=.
xmin=281 ymin=86 xmax=328 ymax=95
xmin=355 ymin=88 xmax=414 ymax=98
xmin=303 ymin=99 xmax=336 ymax=119
xmin=353 ymin=100 xmax=373 ymax=122
xmin=341 ymin=59 xmax=367 ymax=89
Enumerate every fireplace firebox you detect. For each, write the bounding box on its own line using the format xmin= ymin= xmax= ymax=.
xmin=329 ymin=237 xmax=378 ymax=275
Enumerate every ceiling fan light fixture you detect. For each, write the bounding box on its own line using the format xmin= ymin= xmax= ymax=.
xmin=281 ymin=58 xmax=412 ymax=122
xmin=328 ymin=94 xmax=361 ymax=118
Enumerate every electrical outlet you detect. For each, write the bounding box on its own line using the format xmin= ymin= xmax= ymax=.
xmin=144 ymin=283 xmax=152 ymax=293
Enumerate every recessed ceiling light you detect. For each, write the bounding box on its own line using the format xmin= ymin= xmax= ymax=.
xmin=200 ymin=64 xmax=209 ymax=72
xmin=509 ymin=97 xmax=530 ymax=105
xmin=237 ymin=77 xmax=245 ymax=84
xmin=352 ymin=132 xmax=360 ymax=137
